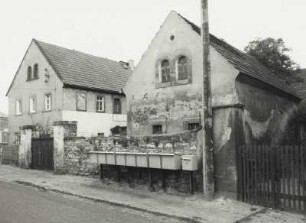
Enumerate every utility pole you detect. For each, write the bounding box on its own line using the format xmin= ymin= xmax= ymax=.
xmin=201 ymin=0 xmax=214 ymax=199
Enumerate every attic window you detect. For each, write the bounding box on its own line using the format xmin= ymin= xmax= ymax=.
xmin=33 ymin=64 xmax=39 ymax=79
xmin=170 ymin=35 xmax=175 ymax=41
xmin=160 ymin=60 xmax=170 ymax=83
xmin=27 ymin=66 xmax=32 ymax=81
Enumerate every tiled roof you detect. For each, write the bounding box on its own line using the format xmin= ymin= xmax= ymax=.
xmin=34 ymin=39 xmax=131 ymax=93
xmin=177 ymin=13 xmax=299 ymax=98
xmin=289 ymin=69 xmax=306 ymax=98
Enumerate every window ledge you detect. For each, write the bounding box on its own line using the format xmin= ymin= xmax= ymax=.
xmin=42 ymin=110 xmax=52 ymax=113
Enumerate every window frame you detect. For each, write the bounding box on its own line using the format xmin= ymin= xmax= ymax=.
xmin=152 ymin=124 xmax=163 ymax=135
xmin=27 ymin=66 xmax=32 ymax=81
xmin=113 ymin=97 xmax=122 ymax=114
xmin=44 ymin=93 xmax=52 ymax=111
xmin=33 ymin=63 xmax=39 ymax=79
xmin=177 ymin=56 xmax=189 ymax=81
xmin=159 ymin=59 xmax=171 ymax=83
xmin=96 ymin=94 xmax=105 ymax=113
xmin=15 ymin=99 xmax=22 ymax=115
xmin=76 ymin=92 xmax=87 ymax=111
xmin=29 ymin=96 xmax=36 ymax=114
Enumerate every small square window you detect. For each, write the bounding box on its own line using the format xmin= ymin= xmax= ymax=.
xmin=44 ymin=94 xmax=52 ymax=111
xmin=188 ymin=122 xmax=200 ymax=130
xmin=152 ymin=125 xmax=163 ymax=134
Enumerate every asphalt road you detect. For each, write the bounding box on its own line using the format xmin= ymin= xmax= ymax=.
xmin=0 ymin=181 xmax=184 ymax=223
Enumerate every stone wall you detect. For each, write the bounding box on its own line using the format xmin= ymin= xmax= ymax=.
xmin=57 ymin=137 xmax=99 ymax=176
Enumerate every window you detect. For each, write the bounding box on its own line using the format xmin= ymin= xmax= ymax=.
xmin=76 ymin=92 xmax=87 ymax=111
xmin=113 ymin=98 xmax=121 ymax=114
xmin=15 ymin=100 xmax=22 ymax=115
xmin=96 ymin=95 xmax=105 ymax=112
xmin=14 ymin=133 xmax=20 ymax=145
xmin=27 ymin=66 xmax=32 ymax=80
xmin=29 ymin=97 xmax=36 ymax=113
xmin=160 ymin=60 xmax=170 ymax=83
xmin=44 ymin=94 xmax=52 ymax=111
xmin=152 ymin=125 xmax=163 ymax=134
xmin=33 ymin=64 xmax=39 ymax=79
xmin=2 ymin=132 xmax=8 ymax=144
xmin=188 ymin=122 xmax=200 ymax=130
xmin=177 ymin=56 xmax=189 ymax=80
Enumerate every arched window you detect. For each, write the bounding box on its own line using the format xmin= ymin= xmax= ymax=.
xmin=177 ymin=56 xmax=189 ymax=80
xmin=27 ymin=66 xmax=32 ymax=80
xmin=33 ymin=64 xmax=39 ymax=79
xmin=160 ymin=60 xmax=170 ymax=83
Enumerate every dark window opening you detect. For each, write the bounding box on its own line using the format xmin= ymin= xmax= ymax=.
xmin=27 ymin=66 xmax=32 ymax=80
xmin=188 ymin=122 xmax=200 ymax=130
xmin=160 ymin=60 xmax=170 ymax=83
xmin=178 ymin=56 xmax=189 ymax=80
xmin=33 ymin=64 xmax=39 ymax=79
xmin=153 ymin=125 xmax=163 ymax=134
xmin=113 ymin=98 xmax=121 ymax=114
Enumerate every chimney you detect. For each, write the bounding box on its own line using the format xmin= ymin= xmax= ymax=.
xmin=127 ymin=59 xmax=134 ymax=71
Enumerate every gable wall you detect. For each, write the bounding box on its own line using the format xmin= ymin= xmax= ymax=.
xmin=125 ymin=12 xmax=239 ymax=136
xmin=7 ymin=41 xmax=63 ymax=143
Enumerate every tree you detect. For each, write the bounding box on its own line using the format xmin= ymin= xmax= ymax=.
xmin=244 ymin=37 xmax=299 ymax=75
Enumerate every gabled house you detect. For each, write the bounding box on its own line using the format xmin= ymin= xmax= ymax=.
xmin=7 ymin=39 xmax=131 ymax=144
xmin=124 ymin=11 xmax=301 ymax=193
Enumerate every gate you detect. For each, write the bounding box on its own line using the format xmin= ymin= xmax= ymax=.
xmin=237 ymin=145 xmax=306 ymax=212
xmin=31 ymin=137 xmax=54 ymax=171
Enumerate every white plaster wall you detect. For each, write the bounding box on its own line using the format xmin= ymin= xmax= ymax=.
xmin=62 ymin=111 xmax=126 ymax=137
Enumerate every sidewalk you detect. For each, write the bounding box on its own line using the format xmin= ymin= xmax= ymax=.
xmin=0 ymin=165 xmax=304 ymax=223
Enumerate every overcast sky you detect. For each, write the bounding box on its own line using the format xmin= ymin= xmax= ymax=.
xmin=1 ymin=0 xmax=305 ymax=114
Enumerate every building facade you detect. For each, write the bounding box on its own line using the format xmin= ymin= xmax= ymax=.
xmin=7 ymin=40 xmax=130 ymax=144
xmin=124 ymin=11 xmax=301 ymax=193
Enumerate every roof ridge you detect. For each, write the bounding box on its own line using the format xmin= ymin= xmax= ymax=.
xmin=33 ymin=39 xmax=123 ymax=65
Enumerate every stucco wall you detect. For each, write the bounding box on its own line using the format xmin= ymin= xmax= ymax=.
xmin=62 ymin=88 xmax=127 ymax=137
xmin=236 ymin=75 xmax=299 ymax=145
xmin=124 ymin=11 xmax=239 ymax=136
xmin=7 ymin=41 xmax=63 ymax=143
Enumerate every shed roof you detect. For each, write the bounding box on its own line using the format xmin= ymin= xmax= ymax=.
xmin=177 ymin=12 xmax=298 ymax=98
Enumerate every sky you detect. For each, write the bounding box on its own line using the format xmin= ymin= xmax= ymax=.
xmin=0 ymin=0 xmax=305 ymax=114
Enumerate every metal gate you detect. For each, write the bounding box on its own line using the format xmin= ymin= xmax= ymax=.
xmin=237 ymin=145 xmax=306 ymax=212
xmin=31 ymin=137 xmax=54 ymax=171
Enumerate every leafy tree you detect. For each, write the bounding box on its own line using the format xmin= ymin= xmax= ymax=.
xmin=244 ymin=37 xmax=299 ymax=75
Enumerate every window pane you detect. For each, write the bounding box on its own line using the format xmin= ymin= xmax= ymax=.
xmin=178 ymin=56 xmax=189 ymax=80
xmin=45 ymin=94 xmax=52 ymax=111
xmin=161 ymin=60 xmax=170 ymax=83
xmin=153 ymin=125 xmax=163 ymax=134
xmin=96 ymin=96 xmax=104 ymax=112
xmin=76 ymin=93 xmax=86 ymax=111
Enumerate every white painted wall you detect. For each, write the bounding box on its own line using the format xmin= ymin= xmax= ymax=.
xmin=62 ymin=110 xmax=126 ymax=137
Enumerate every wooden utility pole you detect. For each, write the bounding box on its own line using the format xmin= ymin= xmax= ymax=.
xmin=201 ymin=0 xmax=214 ymax=199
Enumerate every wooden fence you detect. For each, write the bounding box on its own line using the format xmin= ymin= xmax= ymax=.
xmin=0 ymin=145 xmax=19 ymax=165
xmin=237 ymin=145 xmax=306 ymax=212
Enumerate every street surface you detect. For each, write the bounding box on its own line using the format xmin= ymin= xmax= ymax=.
xmin=0 ymin=181 xmax=184 ymax=223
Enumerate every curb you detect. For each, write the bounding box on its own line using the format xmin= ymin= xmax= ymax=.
xmin=15 ymin=180 xmax=203 ymax=223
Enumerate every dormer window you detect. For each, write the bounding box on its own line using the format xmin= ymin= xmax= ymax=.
xmin=160 ymin=60 xmax=170 ymax=83
xmin=27 ymin=66 xmax=32 ymax=81
xmin=33 ymin=64 xmax=39 ymax=79
xmin=177 ymin=56 xmax=189 ymax=80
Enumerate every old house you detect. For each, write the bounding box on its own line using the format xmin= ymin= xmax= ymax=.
xmin=7 ymin=39 xmax=131 ymax=144
xmin=124 ymin=11 xmax=301 ymax=194
xmin=0 ymin=112 xmax=8 ymax=145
